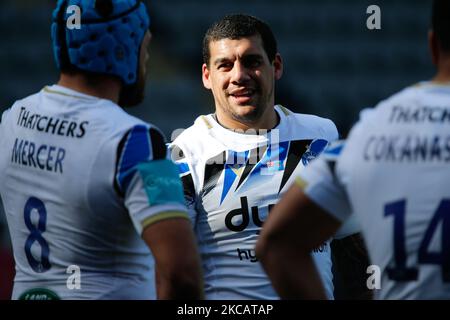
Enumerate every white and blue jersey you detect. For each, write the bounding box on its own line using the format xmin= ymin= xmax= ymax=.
xmin=299 ymin=82 xmax=450 ymax=299
xmin=171 ymin=105 xmax=352 ymax=299
xmin=0 ymin=85 xmax=187 ymax=300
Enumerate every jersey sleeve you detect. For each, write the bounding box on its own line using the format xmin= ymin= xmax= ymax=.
xmin=325 ymin=118 xmax=339 ymax=142
xmin=168 ymin=143 xmax=198 ymax=225
xmin=115 ymin=125 xmax=189 ymax=235
xmin=296 ymin=140 xmax=352 ymax=223
xmin=333 ymin=213 xmax=361 ymax=239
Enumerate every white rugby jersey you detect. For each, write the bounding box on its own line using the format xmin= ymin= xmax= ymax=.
xmin=171 ymin=105 xmax=343 ymax=299
xmin=0 ymin=85 xmax=188 ymax=300
xmin=299 ymin=82 xmax=450 ymax=299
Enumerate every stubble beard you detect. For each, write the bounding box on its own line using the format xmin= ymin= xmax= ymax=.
xmin=230 ymin=103 xmax=264 ymax=124
xmin=228 ymin=89 xmax=272 ymax=125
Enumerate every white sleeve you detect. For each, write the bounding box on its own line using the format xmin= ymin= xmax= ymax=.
xmin=326 ymin=118 xmax=339 ymax=142
xmin=333 ymin=214 xmax=361 ymax=239
xmin=297 ymin=141 xmax=352 ymax=223
xmin=115 ymin=125 xmax=189 ymax=235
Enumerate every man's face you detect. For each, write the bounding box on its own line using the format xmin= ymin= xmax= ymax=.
xmin=202 ymin=35 xmax=283 ymax=127
xmin=119 ymin=30 xmax=152 ymax=107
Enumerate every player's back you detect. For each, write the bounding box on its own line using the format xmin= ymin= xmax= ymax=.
xmin=338 ymin=82 xmax=450 ymax=299
xmin=0 ymin=85 xmax=155 ymax=299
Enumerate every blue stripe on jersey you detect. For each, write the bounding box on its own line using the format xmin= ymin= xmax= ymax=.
xmin=116 ymin=125 xmax=151 ymax=193
xmin=177 ymin=162 xmax=190 ymax=175
xmin=323 ymin=140 xmax=345 ymax=157
xmin=301 ymin=139 xmax=329 ymax=166
xmin=221 ymin=167 xmax=237 ymax=204
xmin=278 ymin=141 xmax=289 ymax=164
xmin=220 ymin=150 xmax=248 ymax=204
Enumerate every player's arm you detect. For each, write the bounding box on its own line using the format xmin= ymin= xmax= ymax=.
xmin=142 ymin=216 xmax=203 ymax=300
xmin=116 ymin=125 xmax=203 ymax=299
xmin=256 ymin=183 xmax=341 ymax=299
xmin=257 ymin=141 xmax=351 ymax=299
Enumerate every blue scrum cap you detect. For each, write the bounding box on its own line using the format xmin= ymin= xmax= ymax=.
xmin=51 ymin=0 xmax=150 ymax=85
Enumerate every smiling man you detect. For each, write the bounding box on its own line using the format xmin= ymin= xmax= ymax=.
xmin=170 ymin=14 xmax=363 ymax=299
xmin=202 ymin=32 xmax=280 ymax=130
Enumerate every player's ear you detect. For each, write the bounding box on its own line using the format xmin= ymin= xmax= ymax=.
xmin=273 ymin=53 xmax=283 ymax=80
xmin=429 ymin=30 xmax=439 ymax=66
xmin=202 ymin=63 xmax=212 ymax=89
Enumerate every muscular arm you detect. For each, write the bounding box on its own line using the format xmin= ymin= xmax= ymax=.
xmin=142 ymin=217 xmax=204 ymax=300
xmin=256 ymin=184 xmax=341 ymax=299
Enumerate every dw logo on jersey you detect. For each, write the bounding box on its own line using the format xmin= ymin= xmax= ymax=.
xmin=301 ymin=139 xmax=329 ymax=166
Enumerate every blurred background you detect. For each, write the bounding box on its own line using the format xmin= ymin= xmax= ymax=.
xmin=0 ymin=0 xmax=434 ymax=299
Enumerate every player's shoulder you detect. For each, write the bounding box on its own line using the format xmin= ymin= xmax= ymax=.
xmin=349 ymin=83 xmax=423 ymax=130
xmin=14 ymin=94 xmax=38 ymax=106
xmin=170 ymin=114 xmax=212 ymax=156
xmin=277 ymin=105 xmax=338 ymax=140
xmin=1 ymin=90 xmax=42 ymax=130
xmin=322 ymin=140 xmax=346 ymax=160
xmin=173 ymin=114 xmax=212 ymax=140
xmin=293 ymin=112 xmax=337 ymax=132
xmin=76 ymin=99 xmax=166 ymax=167
xmin=109 ymin=113 xmax=167 ymax=163
xmin=93 ymin=100 xmax=167 ymax=149
xmin=373 ymin=82 xmax=425 ymax=112
xmin=111 ymin=108 xmax=149 ymax=133
xmin=7 ymin=90 xmax=41 ymax=112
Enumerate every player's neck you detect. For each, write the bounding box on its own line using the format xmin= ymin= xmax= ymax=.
xmin=57 ymin=73 xmax=121 ymax=104
xmin=215 ymin=107 xmax=279 ymax=132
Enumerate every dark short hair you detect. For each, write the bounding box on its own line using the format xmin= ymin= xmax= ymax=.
xmin=202 ymin=14 xmax=277 ymax=67
xmin=432 ymin=0 xmax=450 ymax=52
